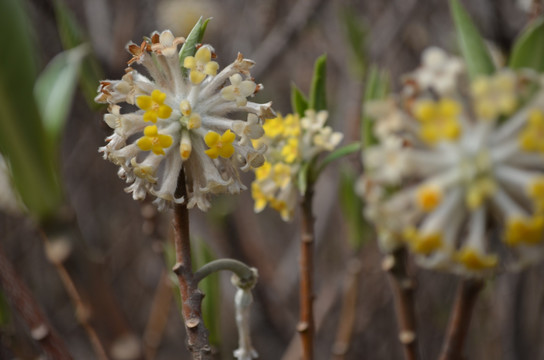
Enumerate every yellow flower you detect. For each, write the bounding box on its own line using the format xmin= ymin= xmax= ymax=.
xmin=183 ymin=46 xmax=219 ymax=84
xmin=414 ymin=98 xmax=461 ymax=144
xmin=455 ymin=247 xmax=498 ymax=271
xmin=262 ymin=116 xmax=284 ymax=138
xmin=504 ymin=215 xmax=544 ymax=246
xmin=251 ymin=182 xmax=269 ymax=213
xmin=404 ymin=227 xmax=443 ymax=255
xmin=281 ymin=138 xmax=299 ymax=163
xmin=137 ymin=125 xmax=173 ymax=155
xmin=136 ymin=89 xmax=172 ymax=123
xmin=204 ymin=129 xmax=236 ymax=159
xmin=519 ymin=109 xmax=544 ymax=153
xmin=471 ymin=70 xmax=518 ymax=120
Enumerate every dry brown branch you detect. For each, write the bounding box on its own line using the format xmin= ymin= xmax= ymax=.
xmin=298 ymin=187 xmax=316 ymax=360
xmin=172 ymin=169 xmax=211 ymax=359
xmin=383 ymin=248 xmax=419 ymax=360
xmin=41 ymin=233 xmax=109 ymax=360
xmin=332 ymin=259 xmax=362 ymax=359
xmin=439 ymin=278 xmax=484 ymax=360
xmin=0 ymin=244 xmax=73 ymax=360
xmin=143 ymin=270 xmax=173 ymax=360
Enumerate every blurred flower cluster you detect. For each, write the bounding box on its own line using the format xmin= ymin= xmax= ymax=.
xmin=96 ymin=30 xmax=274 ymax=211
xmin=252 ymin=110 xmax=343 ymax=221
xmin=361 ymin=47 xmax=544 ymax=276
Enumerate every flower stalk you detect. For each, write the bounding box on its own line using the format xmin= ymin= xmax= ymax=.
xmin=439 ymin=278 xmax=484 ymax=360
xmin=382 ymin=248 xmax=419 ymax=360
xmin=172 ymin=168 xmax=211 ymax=359
xmin=298 ymin=184 xmax=316 ymax=360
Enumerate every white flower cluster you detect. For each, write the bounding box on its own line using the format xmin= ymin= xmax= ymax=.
xmin=96 ymin=30 xmax=274 ymax=211
xmin=362 ymin=48 xmax=544 ymax=276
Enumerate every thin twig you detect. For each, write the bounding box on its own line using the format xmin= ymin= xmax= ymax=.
xmin=0 ymin=244 xmax=73 ymax=360
xmin=332 ymin=259 xmax=362 ymax=359
xmin=143 ymin=270 xmax=173 ymax=360
xmin=41 ymin=233 xmax=109 ymax=360
xmin=382 ymin=248 xmax=419 ymax=360
xmin=172 ymin=168 xmax=211 ymax=360
xmin=439 ymin=278 xmax=484 ymax=360
xmin=298 ymin=186 xmax=316 ymax=360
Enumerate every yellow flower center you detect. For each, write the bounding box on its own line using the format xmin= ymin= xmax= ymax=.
xmin=414 ymin=98 xmax=461 ymax=144
xmin=404 ymin=227 xmax=443 ymax=255
xmin=519 ymin=109 xmax=544 ymax=153
xmin=204 ymin=130 xmax=236 ymax=159
xmin=504 ymin=215 xmax=544 ymax=246
xmin=416 ymin=185 xmax=442 ymax=212
xmin=136 ymin=89 xmax=172 ymax=123
xmin=136 ymin=125 xmax=173 ymax=155
xmin=455 ymin=247 xmax=498 ymax=271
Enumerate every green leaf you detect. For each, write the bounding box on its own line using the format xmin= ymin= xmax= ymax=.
xmin=450 ymin=0 xmax=495 ymax=79
xmin=339 ymin=165 xmax=369 ymax=250
xmin=362 ymin=66 xmax=389 ymax=148
xmin=0 ymin=0 xmax=63 ymax=220
xmin=509 ymin=17 xmax=544 ymax=72
xmin=35 ymin=44 xmax=89 ymax=144
xmin=53 ymin=0 xmax=104 ymax=109
xmin=341 ymin=8 xmax=367 ymax=78
xmin=309 ymin=54 xmax=327 ymax=111
xmin=179 ymin=17 xmax=211 ymax=73
xmin=291 ymin=83 xmax=309 ymax=117
xmin=191 ymin=239 xmax=221 ymax=348
xmin=297 ymin=161 xmax=312 ymax=195
xmin=315 ymin=142 xmax=361 ymax=177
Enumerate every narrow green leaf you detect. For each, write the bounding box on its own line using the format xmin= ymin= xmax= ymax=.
xmin=309 ymin=54 xmax=327 ymax=111
xmin=35 ymin=44 xmax=89 ymax=143
xmin=339 ymin=166 xmax=369 ymax=250
xmin=450 ymin=0 xmax=495 ymax=79
xmin=297 ymin=161 xmax=312 ymax=195
xmin=362 ymin=66 xmax=389 ymax=148
xmin=509 ymin=17 xmax=544 ymax=72
xmin=0 ymin=0 xmax=63 ymax=220
xmin=192 ymin=239 xmax=221 ymax=348
xmin=53 ymin=0 xmax=104 ymax=108
xmin=315 ymin=142 xmax=361 ymax=177
xmin=341 ymin=8 xmax=367 ymax=78
xmin=179 ymin=17 xmax=211 ymax=73
xmin=291 ymin=83 xmax=309 ymax=117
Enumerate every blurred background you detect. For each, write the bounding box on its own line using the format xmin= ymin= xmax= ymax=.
xmin=1 ymin=0 xmax=543 ymax=359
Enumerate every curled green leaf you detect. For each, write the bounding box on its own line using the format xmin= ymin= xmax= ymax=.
xmin=35 ymin=44 xmax=90 ymax=144
xmin=509 ymin=17 xmax=544 ymax=72
xmin=309 ymin=54 xmax=327 ymax=112
xmin=450 ymin=0 xmax=495 ymax=79
xmin=291 ymin=83 xmax=309 ymax=118
xmin=179 ymin=17 xmax=212 ymax=73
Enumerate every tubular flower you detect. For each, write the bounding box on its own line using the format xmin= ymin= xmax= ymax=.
xmin=96 ymin=29 xmax=275 ymax=211
xmin=251 ymin=110 xmax=343 ymax=221
xmin=361 ymin=47 xmax=544 ymax=276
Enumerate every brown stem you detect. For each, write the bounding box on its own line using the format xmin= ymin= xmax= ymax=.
xmin=172 ymin=168 xmax=211 ymax=360
xmin=41 ymin=233 xmax=109 ymax=360
xmin=0 ymin=244 xmax=73 ymax=360
xmin=439 ymin=278 xmax=484 ymax=360
xmin=298 ymin=187 xmax=315 ymax=360
xmin=383 ymin=248 xmax=418 ymax=360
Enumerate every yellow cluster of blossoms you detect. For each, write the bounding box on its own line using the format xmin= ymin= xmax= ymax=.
xmin=252 ymin=110 xmax=343 ymax=221
xmin=361 ymin=48 xmax=544 ymax=276
xmin=96 ymin=30 xmax=274 ymax=211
